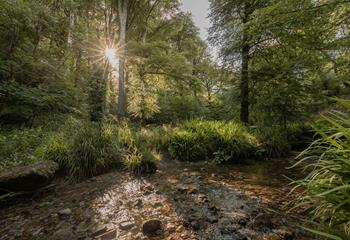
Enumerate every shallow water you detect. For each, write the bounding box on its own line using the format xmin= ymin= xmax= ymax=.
xmin=0 ymin=158 xmax=313 ymax=240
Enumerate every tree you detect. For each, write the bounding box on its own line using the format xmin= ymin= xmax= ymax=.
xmin=209 ymin=0 xmax=270 ymax=124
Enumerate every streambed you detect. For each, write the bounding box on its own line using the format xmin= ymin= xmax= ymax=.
xmin=0 ymin=158 xmax=313 ymax=240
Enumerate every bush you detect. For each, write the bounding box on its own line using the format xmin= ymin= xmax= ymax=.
xmin=123 ymin=146 xmax=157 ymax=174
xmin=168 ymin=120 xmax=261 ymax=163
xmin=0 ymin=128 xmax=46 ymax=169
xmin=0 ymin=118 xmax=161 ymax=179
xmin=292 ymin=99 xmax=350 ymax=239
xmin=256 ymin=127 xmax=291 ymax=158
xmin=37 ymin=121 xmax=121 ymax=180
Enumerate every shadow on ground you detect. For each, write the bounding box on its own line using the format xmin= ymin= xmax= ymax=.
xmin=0 ymin=158 xmax=315 ymax=240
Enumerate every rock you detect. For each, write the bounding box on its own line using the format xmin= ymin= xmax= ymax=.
xmin=190 ymin=220 xmax=200 ymax=230
xmin=188 ymin=187 xmax=199 ymax=194
xmin=206 ymin=215 xmax=218 ymax=224
xmin=133 ymin=198 xmax=143 ymax=208
xmin=52 ymin=225 xmax=76 ymax=240
xmin=58 ymin=208 xmax=72 ymax=216
xmin=153 ymin=201 xmax=162 ymax=208
xmin=119 ymin=221 xmax=135 ymax=230
xmin=273 ymin=228 xmax=294 ymax=240
xmin=142 ymin=219 xmax=162 ymax=236
xmin=0 ymin=161 xmax=59 ymax=194
xmin=177 ymin=185 xmax=189 ymax=194
xmin=167 ymin=224 xmax=177 ymax=233
xmin=98 ymin=229 xmax=117 ymax=240
xmin=252 ymin=213 xmax=273 ymax=229
xmin=90 ymin=224 xmax=108 ymax=237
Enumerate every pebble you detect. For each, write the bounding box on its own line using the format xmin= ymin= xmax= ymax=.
xmin=119 ymin=221 xmax=135 ymax=231
xmin=142 ymin=219 xmax=162 ymax=236
xmin=58 ymin=208 xmax=72 ymax=216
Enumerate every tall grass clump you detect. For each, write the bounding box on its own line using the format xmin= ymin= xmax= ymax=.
xmin=169 ymin=120 xmax=261 ymax=163
xmin=292 ymin=99 xmax=350 ymax=239
xmin=37 ymin=120 xmax=121 ymax=180
xmin=115 ymin=122 xmax=160 ymax=174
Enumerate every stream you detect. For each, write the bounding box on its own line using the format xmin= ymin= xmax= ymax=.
xmin=0 ymin=158 xmax=314 ymax=240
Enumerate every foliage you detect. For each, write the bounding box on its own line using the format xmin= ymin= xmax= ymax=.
xmin=255 ymin=127 xmax=291 ymax=158
xmin=169 ymin=120 xmax=261 ymax=163
xmin=292 ymin=99 xmax=350 ymax=239
xmin=0 ymin=128 xmax=46 ymax=169
xmin=35 ymin=121 xmax=121 ymax=180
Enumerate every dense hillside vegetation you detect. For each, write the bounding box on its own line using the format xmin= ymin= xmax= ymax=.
xmin=1 ymin=0 xmax=350 ymax=239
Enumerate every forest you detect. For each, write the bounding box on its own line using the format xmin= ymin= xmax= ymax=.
xmin=0 ymin=0 xmax=350 ymax=239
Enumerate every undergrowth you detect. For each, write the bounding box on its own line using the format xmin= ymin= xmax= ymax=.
xmin=168 ymin=120 xmax=262 ymax=163
xmin=292 ymin=99 xmax=350 ymax=239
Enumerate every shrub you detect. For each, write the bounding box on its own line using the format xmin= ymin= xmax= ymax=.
xmin=292 ymin=99 xmax=350 ymax=239
xmin=35 ymin=133 xmax=70 ymax=170
xmin=168 ymin=120 xmax=260 ymax=163
xmin=256 ymin=126 xmax=291 ymax=158
xmin=122 ymin=146 xmax=157 ymax=174
xmin=36 ymin=121 xmax=121 ymax=180
xmin=0 ymin=128 xmax=46 ymax=169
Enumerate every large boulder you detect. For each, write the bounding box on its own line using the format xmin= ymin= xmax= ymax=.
xmin=0 ymin=161 xmax=59 ymax=194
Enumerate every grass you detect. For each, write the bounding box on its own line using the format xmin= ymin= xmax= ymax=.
xmin=0 ymin=118 xmax=162 ymax=180
xmin=292 ymin=99 xmax=350 ymax=239
xmin=168 ymin=120 xmax=262 ymax=163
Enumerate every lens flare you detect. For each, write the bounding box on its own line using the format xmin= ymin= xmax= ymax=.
xmin=105 ymin=48 xmax=117 ymax=68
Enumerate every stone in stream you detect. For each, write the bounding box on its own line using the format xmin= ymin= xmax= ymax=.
xmin=133 ymin=198 xmax=143 ymax=208
xmin=52 ymin=224 xmax=76 ymax=240
xmin=90 ymin=224 xmax=108 ymax=237
xmin=251 ymin=213 xmax=273 ymax=229
xmin=0 ymin=161 xmax=59 ymax=194
xmin=58 ymin=208 xmax=72 ymax=216
xmin=142 ymin=219 xmax=162 ymax=236
xmin=119 ymin=221 xmax=135 ymax=231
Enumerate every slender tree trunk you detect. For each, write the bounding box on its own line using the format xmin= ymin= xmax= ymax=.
xmin=117 ymin=0 xmax=128 ymax=117
xmin=240 ymin=8 xmax=250 ymax=124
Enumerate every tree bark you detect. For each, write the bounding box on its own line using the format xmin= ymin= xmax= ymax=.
xmin=117 ymin=0 xmax=128 ymax=117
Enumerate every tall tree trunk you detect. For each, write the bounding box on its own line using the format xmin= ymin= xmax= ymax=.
xmin=240 ymin=41 xmax=249 ymax=124
xmin=240 ymin=7 xmax=250 ymax=124
xmin=117 ymin=0 xmax=128 ymax=117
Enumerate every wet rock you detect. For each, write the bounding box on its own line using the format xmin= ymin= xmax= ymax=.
xmin=0 ymin=161 xmax=59 ymax=194
xmin=58 ymin=208 xmax=72 ymax=216
xmin=167 ymin=224 xmax=177 ymax=233
xmin=133 ymin=198 xmax=143 ymax=208
xmin=190 ymin=220 xmax=201 ymax=230
xmin=252 ymin=213 xmax=273 ymax=229
xmin=143 ymin=185 xmax=154 ymax=192
xmin=273 ymin=228 xmax=294 ymax=240
xmin=177 ymin=185 xmax=189 ymax=194
xmin=142 ymin=219 xmax=162 ymax=236
xmin=153 ymin=201 xmax=162 ymax=208
xmin=188 ymin=187 xmax=199 ymax=194
xmin=119 ymin=221 xmax=135 ymax=230
xmin=90 ymin=224 xmax=108 ymax=237
xmin=206 ymin=215 xmax=218 ymax=224
xmin=52 ymin=225 xmax=75 ymax=240
xmin=98 ymin=229 xmax=117 ymax=240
